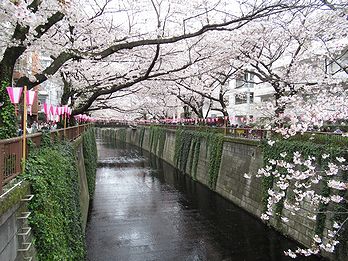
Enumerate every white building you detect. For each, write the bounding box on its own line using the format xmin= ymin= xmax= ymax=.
xmin=204 ymin=46 xmax=348 ymax=125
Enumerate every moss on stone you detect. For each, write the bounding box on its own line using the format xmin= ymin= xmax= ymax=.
xmin=0 ymin=181 xmax=30 ymax=217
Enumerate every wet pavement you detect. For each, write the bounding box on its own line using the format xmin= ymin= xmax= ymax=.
xmin=86 ymin=139 xmax=322 ymax=261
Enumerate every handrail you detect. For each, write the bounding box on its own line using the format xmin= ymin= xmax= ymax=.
xmin=0 ymin=124 xmax=90 ymax=194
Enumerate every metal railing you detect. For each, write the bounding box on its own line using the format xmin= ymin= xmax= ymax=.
xmin=0 ymin=124 xmax=89 ymax=194
xmin=97 ymin=120 xmax=347 ymax=143
xmin=135 ymin=123 xmax=269 ymax=140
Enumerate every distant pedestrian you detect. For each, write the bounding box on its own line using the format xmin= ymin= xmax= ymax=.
xmin=32 ymin=121 xmax=38 ymax=133
xmin=26 ymin=124 xmax=32 ymax=134
xmin=334 ymin=128 xmax=343 ymax=134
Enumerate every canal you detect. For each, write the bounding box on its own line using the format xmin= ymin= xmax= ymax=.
xmin=86 ymin=137 xmax=322 ymax=261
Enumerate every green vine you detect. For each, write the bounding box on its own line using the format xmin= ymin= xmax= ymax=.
xmin=174 ymin=129 xmax=192 ymax=173
xmin=138 ymin=127 xmax=145 ymax=148
xmin=207 ymin=132 xmax=224 ymax=189
xmin=118 ymin=128 xmax=126 ymax=142
xmin=25 ymin=142 xmax=86 ymax=260
xmin=53 ymin=131 xmax=60 ymax=144
xmin=148 ymin=126 xmax=166 ymax=156
xmin=191 ymin=139 xmax=201 ymax=180
xmin=173 ymin=129 xmax=223 ymax=189
xmin=41 ymin=130 xmax=52 ymax=147
xmin=0 ymin=80 xmax=18 ymax=139
xmin=82 ymin=128 xmax=98 ymax=198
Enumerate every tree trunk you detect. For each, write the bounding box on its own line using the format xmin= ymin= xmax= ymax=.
xmin=60 ymin=73 xmax=75 ymax=106
xmin=0 ymin=46 xmax=26 ymax=86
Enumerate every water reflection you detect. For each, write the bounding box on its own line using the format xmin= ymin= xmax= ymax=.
xmin=86 ymin=138 xmax=323 ymax=261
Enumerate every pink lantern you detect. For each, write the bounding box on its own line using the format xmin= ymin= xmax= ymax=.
xmin=67 ymin=107 xmax=72 ymax=118
xmin=50 ymin=105 xmax=56 ymax=116
xmin=6 ymin=87 xmax=23 ymax=115
xmin=43 ymin=103 xmax=50 ymax=122
xmin=63 ymin=105 xmax=68 ymax=114
xmin=26 ymin=90 xmax=36 ymax=116
xmin=43 ymin=103 xmax=49 ymax=114
xmin=56 ymin=107 xmax=63 ymax=116
xmin=6 ymin=87 xmax=23 ymax=104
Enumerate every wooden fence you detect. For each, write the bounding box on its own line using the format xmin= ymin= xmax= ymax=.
xmin=0 ymin=124 xmax=89 ymax=194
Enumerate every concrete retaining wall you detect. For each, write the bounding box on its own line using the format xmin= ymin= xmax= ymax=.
xmin=0 ymin=181 xmax=36 ymax=261
xmin=73 ymin=136 xmax=90 ymax=231
xmin=0 ymin=137 xmax=90 ymax=261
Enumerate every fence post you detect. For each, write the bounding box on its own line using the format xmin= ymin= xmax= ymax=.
xmin=0 ymin=143 xmax=4 ymax=194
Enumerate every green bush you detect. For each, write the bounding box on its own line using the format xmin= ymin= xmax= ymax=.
xmin=25 ymin=142 xmax=86 ymax=260
xmin=0 ymin=81 xmax=17 ymax=139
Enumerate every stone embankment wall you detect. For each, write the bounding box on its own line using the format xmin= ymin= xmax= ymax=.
xmin=107 ymin=127 xmax=338 ymax=259
xmin=0 ymin=181 xmax=35 ymax=261
xmin=74 ymin=136 xmax=91 ymax=231
xmin=0 ymin=136 xmax=90 ymax=261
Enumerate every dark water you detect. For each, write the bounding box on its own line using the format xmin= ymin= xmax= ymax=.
xmin=86 ymin=138 xmax=322 ymax=261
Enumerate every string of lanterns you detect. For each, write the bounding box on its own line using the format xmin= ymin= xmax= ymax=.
xmin=42 ymin=103 xmax=72 ymax=122
xmin=136 ymin=116 xmax=253 ymax=124
xmin=6 ymin=86 xmax=96 ymax=123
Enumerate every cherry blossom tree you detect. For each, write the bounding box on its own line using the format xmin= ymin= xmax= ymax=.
xmin=1 ymin=0 xmax=319 ymax=116
xmin=224 ymin=4 xmax=348 ymax=118
xmin=171 ymin=65 xmax=239 ymax=118
xmin=245 ymin=8 xmax=348 ymax=257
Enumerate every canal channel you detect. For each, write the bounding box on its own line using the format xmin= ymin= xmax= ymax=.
xmin=86 ymin=137 xmax=322 ymax=261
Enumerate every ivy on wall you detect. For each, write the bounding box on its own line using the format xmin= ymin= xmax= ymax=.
xmin=25 ymin=142 xmax=86 ymax=260
xmin=118 ymin=128 xmax=126 ymax=142
xmin=174 ymin=129 xmax=192 ymax=174
xmin=173 ymin=128 xmax=224 ymax=189
xmin=0 ymin=81 xmax=17 ymax=139
xmin=138 ymin=127 xmax=145 ymax=148
xmin=261 ymin=137 xmax=347 ymax=237
xmin=206 ymin=132 xmax=224 ymax=189
xmin=83 ymin=128 xmax=98 ymax=198
xmin=148 ymin=126 xmax=166 ymax=156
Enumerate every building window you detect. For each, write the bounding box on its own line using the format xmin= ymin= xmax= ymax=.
xmin=235 ymin=92 xmax=254 ymax=104
xmin=249 ymin=92 xmax=254 ymax=103
xmin=236 ymin=72 xmax=254 ymax=89
xmin=235 ymin=93 xmax=247 ymax=104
